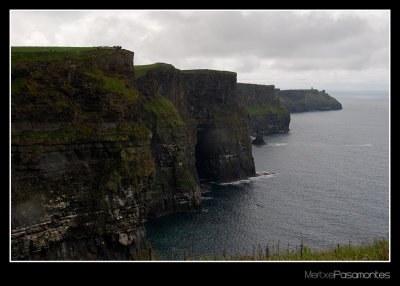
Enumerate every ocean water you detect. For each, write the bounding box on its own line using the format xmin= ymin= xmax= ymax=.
xmin=145 ymin=94 xmax=390 ymax=259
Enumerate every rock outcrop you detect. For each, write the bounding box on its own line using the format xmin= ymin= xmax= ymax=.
xmin=135 ymin=63 xmax=256 ymax=216
xmin=11 ymin=49 xmax=256 ymax=260
xmin=278 ymin=88 xmax=342 ymax=112
xmin=252 ymin=134 xmax=266 ymax=145
xmin=237 ymin=83 xmax=290 ymax=136
xmin=11 ymin=48 xmax=157 ymax=260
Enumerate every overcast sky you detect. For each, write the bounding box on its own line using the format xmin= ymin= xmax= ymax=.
xmin=10 ymin=9 xmax=390 ymax=93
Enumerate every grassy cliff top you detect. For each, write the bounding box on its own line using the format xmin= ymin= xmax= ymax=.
xmin=11 ymin=46 xmax=128 ymax=67
xmin=237 ymin=82 xmax=275 ymax=89
xmin=11 ymin=46 xmax=117 ymax=52
xmin=181 ymin=69 xmax=236 ymax=75
xmin=11 ymin=45 xmax=140 ymax=127
xmin=134 ymin=63 xmax=175 ymax=79
xmin=134 ymin=62 xmax=236 ymax=79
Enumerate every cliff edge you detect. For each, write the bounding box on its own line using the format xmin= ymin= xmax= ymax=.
xmin=278 ymin=88 xmax=342 ymax=113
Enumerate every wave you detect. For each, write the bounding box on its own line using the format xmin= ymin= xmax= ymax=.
xmin=268 ymin=143 xmax=287 ymax=147
xmin=256 ymin=171 xmax=277 ymax=178
xmin=344 ymin=143 xmax=373 ymax=147
xmin=217 ymin=171 xmax=277 ymax=185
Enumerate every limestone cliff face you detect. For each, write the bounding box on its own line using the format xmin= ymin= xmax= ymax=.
xmin=180 ymin=70 xmax=255 ymax=183
xmin=135 ymin=64 xmax=256 ymax=217
xmin=11 ymin=51 xmax=256 ymax=260
xmin=278 ymin=89 xmax=342 ymax=112
xmin=237 ymin=83 xmax=290 ymax=135
xmin=11 ymin=49 xmax=155 ymax=260
xmin=135 ymin=64 xmax=201 ymax=218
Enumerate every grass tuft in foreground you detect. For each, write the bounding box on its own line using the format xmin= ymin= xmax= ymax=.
xmin=226 ymin=238 xmax=389 ymax=261
xmin=138 ymin=238 xmax=389 ymax=261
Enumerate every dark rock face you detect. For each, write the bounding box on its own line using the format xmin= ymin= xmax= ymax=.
xmin=180 ymin=70 xmax=255 ymax=183
xmin=278 ymin=89 xmax=342 ymax=112
xmin=11 ymin=52 xmax=256 ymax=260
xmin=252 ymin=134 xmax=266 ymax=145
xmin=136 ymin=64 xmax=256 ymax=216
xmin=135 ymin=65 xmax=201 ymax=218
xmin=11 ymin=49 xmax=154 ymax=260
xmin=237 ymin=83 xmax=290 ymax=136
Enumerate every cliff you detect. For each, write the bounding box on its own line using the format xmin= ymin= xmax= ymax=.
xmin=135 ymin=63 xmax=256 ymax=217
xmin=278 ymin=89 xmax=342 ymax=113
xmin=237 ymin=83 xmax=290 ymax=136
xmin=11 ymin=47 xmax=157 ymax=260
xmin=10 ymin=48 xmax=255 ymax=260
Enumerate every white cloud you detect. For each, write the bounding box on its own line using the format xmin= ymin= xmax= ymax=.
xmin=24 ymin=31 xmax=50 ymax=46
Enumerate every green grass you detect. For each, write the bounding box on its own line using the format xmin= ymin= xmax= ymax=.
xmin=227 ymin=238 xmax=390 ymax=261
xmin=11 ymin=46 xmax=116 ymax=67
xmin=11 ymin=78 xmax=27 ymax=93
xmin=134 ymin=63 xmax=236 ymax=79
xmin=11 ymin=46 xmax=113 ymax=53
xmin=144 ymin=92 xmax=186 ymax=127
xmin=84 ymin=70 xmax=139 ymax=101
xmin=134 ymin=63 xmax=175 ymax=79
xmin=181 ymin=69 xmax=236 ymax=75
xmin=11 ymin=120 xmax=151 ymax=145
xmin=245 ymin=103 xmax=289 ymax=118
xmin=138 ymin=238 xmax=389 ymax=261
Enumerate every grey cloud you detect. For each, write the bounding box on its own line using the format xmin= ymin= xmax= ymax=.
xmin=135 ymin=10 xmax=388 ymax=73
xmin=10 ymin=10 xmax=389 ymax=91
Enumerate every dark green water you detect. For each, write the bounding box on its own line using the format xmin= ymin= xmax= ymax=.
xmin=145 ymin=94 xmax=390 ymax=259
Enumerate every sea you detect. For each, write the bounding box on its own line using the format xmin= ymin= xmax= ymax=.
xmin=145 ymin=92 xmax=390 ymax=259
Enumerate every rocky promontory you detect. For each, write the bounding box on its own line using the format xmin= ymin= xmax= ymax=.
xmin=278 ymin=88 xmax=342 ymax=113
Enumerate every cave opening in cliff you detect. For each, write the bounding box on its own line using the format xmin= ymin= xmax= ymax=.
xmin=195 ymin=124 xmax=217 ymax=182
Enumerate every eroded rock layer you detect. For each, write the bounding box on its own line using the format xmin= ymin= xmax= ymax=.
xmin=11 ymin=49 xmax=154 ymax=260
xmin=11 ymin=50 xmax=255 ymax=260
xmin=237 ymin=83 xmax=290 ymax=135
xmin=135 ymin=64 xmax=255 ymax=217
